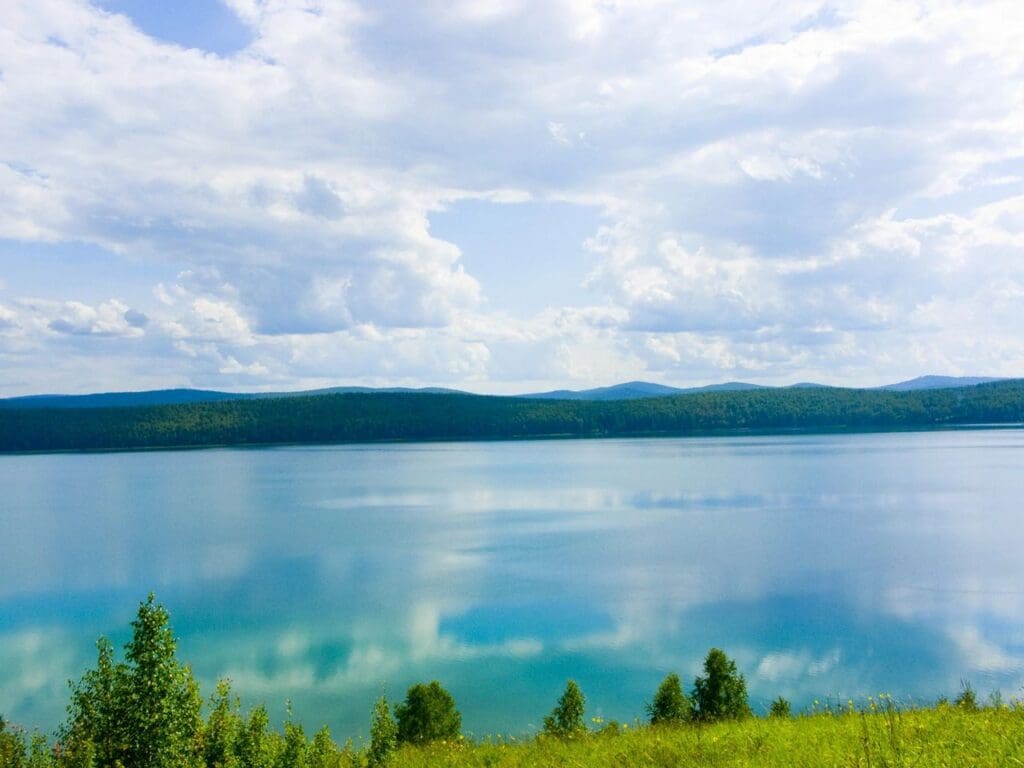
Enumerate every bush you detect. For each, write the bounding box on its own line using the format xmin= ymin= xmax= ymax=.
xmin=647 ymin=673 xmax=692 ymax=726
xmin=395 ymin=682 xmax=461 ymax=745
xmin=543 ymin=680 xmax=587 ymax=737
xmin=955 ymin=681 xmax=978 ymax=711
xmin=693 ymin=648 xmax=752 ymax=722
xmin=768 ymin=696 xmax=791 ymax=719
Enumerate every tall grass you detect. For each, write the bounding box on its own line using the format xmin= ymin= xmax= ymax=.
xmin=393 ymin=703 xmax=1024 ymax=768
xmin=5 ymin=697 xmax=1023 ymax=767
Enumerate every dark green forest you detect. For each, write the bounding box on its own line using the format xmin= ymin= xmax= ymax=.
xmin=1 ymin=381 xmax=1023 ymax=453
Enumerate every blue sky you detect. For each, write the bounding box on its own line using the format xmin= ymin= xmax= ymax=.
xmin=0 ymin=0 xmax=1023 ymax=395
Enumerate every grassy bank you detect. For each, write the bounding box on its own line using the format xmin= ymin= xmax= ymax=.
xmin=6 ymin=704 xmax=1021 ymax=767
xmin=396 ymin=705 xmax=1024 ymax=767
xmin=395 ymin=708 xmax=1024 ymax=765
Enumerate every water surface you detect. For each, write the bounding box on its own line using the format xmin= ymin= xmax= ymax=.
xmin=3 ymin=430 xmax=1024 ymax=736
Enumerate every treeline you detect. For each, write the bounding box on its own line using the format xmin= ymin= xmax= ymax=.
xmin=1 ymin=381 xmax=1023 ymax=453
xmin=0 ymin=596 xmax=1002 ymax=768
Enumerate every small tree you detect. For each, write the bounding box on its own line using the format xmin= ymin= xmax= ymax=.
xmin=692 ymin=648 xmax=751 ymax=722
xmin=121 ymin=594 xmax=203 ymax=768
xmin=394 ymin=682 xmax=461 ymax=745
xmin=236 ymin=705 xmax=274 ymax=768
xmin=204 ymin=679 xmax=242 ymax=768
xmin=368 ymin=696 xmax=398 ymax=767
xmin=275 ymin=716 xmax=307 ymax=768
xmin=26 ymin=732 xmax=52 ymax=768
xmin=768 ymin=696 xmax=791 ymax=719
xmin=62 ymin=595 xmax=202 ymax=768
xmin=646 ymin=673 xmax=691 ymax=726
xmin=307 ymin=726 xmax=336 ymax=768
xmin=62 ymin=636 xmax=124 ymax=767
xmin=543 ymin=680 xmax=586 ymax=737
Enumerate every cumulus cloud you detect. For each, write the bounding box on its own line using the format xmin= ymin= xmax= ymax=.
xmin=0 ymin=0 xmax=1022 ymax=394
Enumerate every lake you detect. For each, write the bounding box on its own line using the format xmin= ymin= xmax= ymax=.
xmin=3 ymin=429 xmax=1024 ymax=737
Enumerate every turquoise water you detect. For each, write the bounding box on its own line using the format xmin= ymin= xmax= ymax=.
xmin=3 ymin=430 xmax=1024 ymax=737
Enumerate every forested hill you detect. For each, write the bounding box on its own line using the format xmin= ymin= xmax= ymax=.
xmin=1 ymin=380 xmax=1022 ymax=454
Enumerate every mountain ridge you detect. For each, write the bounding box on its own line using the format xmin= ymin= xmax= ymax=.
xmin=0 ymin=375 xmax=1011 ymax=409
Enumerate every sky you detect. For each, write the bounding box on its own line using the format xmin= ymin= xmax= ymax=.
xmin=1 ymin=0 xmax=1023 ymax=396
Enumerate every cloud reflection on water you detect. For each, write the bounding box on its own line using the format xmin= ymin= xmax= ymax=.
xmin=2 ymin=431 xmax=1024 ymax=735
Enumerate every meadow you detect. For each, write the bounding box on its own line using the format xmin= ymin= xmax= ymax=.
xmin=5 ymin=694 xmax=1022 ymax=767
xmin=393 ymin=706 xmax=1024 ymax=768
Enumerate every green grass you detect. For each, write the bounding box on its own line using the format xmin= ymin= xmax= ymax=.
xmin=6 ymin=700 xmax=1024 ymax=767
xmin=391 ymin=705 xmax=1024 ymax=768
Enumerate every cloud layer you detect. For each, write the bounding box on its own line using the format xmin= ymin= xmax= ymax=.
xmin=1 ymin=0 xmax=1022 ymax=394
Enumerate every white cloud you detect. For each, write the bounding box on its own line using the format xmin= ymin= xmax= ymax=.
xmin=0 ymin=0 xmax=1022 ymax=393
xmin=757 ymin=649 xmax=842 ymax=683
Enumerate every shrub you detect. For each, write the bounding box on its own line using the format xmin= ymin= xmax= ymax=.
xmin=368 ymin=695 xmax=398 ymax=767
xmin=768 ymin=696 xmax=791 ymax=719
xmin=692 ymin=648 xmax=752 ymax=722
xmin=395 ymin=682 xmax=461 ymax=745
xmin=543 ymin=680 xmax=587 ymax=737
xmin=955 ymin=681 xmax=978 ymax=711
xmin=647 ymin=673 xmax=692 ymax=726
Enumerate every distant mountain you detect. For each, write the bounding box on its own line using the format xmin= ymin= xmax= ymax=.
xmin=0 ymin=388 xmax=245 ymax=409
xmin=522 ymin=380 xmax=765 ymax=401
xmin=0 ymin=385 xmax=464 ymax=410
xmin=0 ymin=376 xmax=1015 ymax=409
xmin=252 ymin=385 xmax=464 ymax=398
xmin=879 ymin=376 xmax=1008 ymax=392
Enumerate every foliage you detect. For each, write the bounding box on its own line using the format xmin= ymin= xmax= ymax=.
xmin=768 ymin=697 xmax=791 ymax=719
xmin=955 ymin=681 xmax=979 ymax=711
xmin=204 ymin=679 xmax=242 ymax=768
xmin=3 ymin=381 xmax=1024 ymax=453
xmin=693 ymin=648 xmax=752 ymax=722
xmin=122 ymin=594 xmax=203 ymax=768
xmin=646 ymin=673 xmax=692 ymax=726
xmin=394 ymin=683 xmax=461 ymax=746
xmin=306 ymin=726 xmax=337 ymax=768
xmin=0 ymin=717 xmax=27 ymax=768
xmin=236 ymin=705 xmax=275 ymax=768
xmin=368 ymin=696 xmax=398 ymax=768
xmin=61 ymin=594 xmax=202 ymax=768
xmin=25 ymin=733 xmax=50 ymax=768
xmin=542 ymin=680 xmax=587 ymax=738
xmin=274 ymin=717 xmax=306 ymax=768
xmin=61 ymin=636 xmax=121 ymax=767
